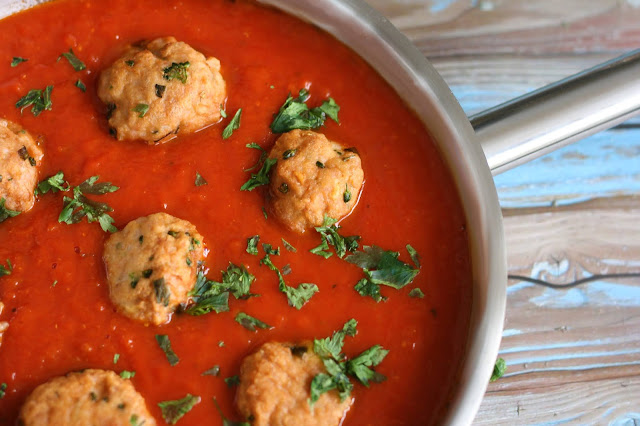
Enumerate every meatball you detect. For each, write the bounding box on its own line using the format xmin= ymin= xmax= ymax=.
xmin=268 ymin=130 xmax=364 ymax=233
xmin=97 ymin=37 xmax=226 ymax=143
xmin=103 ymin=212 xmax=205 ymax=325
xmin=236 ymin=341 xmax=352 ymax=426
xmin=0 ymin=119 xmax=43 ymax=214
xmin=18 ymin=369 xmax=156 ymax=426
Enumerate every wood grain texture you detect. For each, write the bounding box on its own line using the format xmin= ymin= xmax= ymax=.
xmin=365 ymin=1 xmax=640 ymax=424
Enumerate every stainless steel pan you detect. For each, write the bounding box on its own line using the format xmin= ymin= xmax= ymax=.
xmin=3 ymin=0 xmax=639 ymax=424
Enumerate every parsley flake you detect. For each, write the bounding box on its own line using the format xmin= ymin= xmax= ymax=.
xmin=155 ymin=334 xmax=179 ymax=366
xmin=343 ymin=184 xmax=351 ymax=203
xmin=0 ymin=198 xmax=20 ymax=223
xmin=346 ymin=245 xmax=419 ymax=289
xmin=490 ymin=358 xmax=507 ymax=382
xmin=158 ymin=394 xmax=200 ymax=424
xmin=201 ymin=365 xmax=220 ymax=376
xmin=224 ymin=375 xmax=240 ymax=388
xmin=163 ymin=61 xmax=190 ymax=84
xmin=11 ymin=57 xmax=27 ymax=67
xmin=246 ymin=235 xmax=260 ymax=255
xmin=244 ymin=143 xmax=267 ymax=172
xmin=36 ymin=171 xmax=69 ymax=195
xmin=15 ymin=85 xmax=53 ymax=117
xmin=155 ymin=84 xmax=166 ymax=98
xmin=270 ymin=89 xmax=340 ymax=133
xmin=310 ymin=215 xmax=360 ymax=259
xmin=132 ymin=103 xmax=149 ymax=118
xmin=125 ymin=60 xmax=135 ymax=67
xmin=408 ymin=288 xmax=424 ymax=299
xmin=58 ymin=176 xmax=119 ymax=233
xmin=406 ymin=244 xmax=421 ymax=268
xmin=75 ymin=79 xmax=86 ymax=92
xmin=59 ymin=48 xmax=86 ymax=71
xmin=260 ymin=246 xmax=317 ymax=309
xmin=0 ymin=383 xmax=6 ymax=399
xmin=119 ymin=370 xmax=136 ymax=379
xmin=113 ymin=353 xmax=120 ymax=364
xmin=282 ymin=238 xmax=297 ymax=253
xmin=0 ymin=259 xmax=11 ymax=277
xmin=185 ymin=263 xmax=256 ymax=316
xmin=194 ymin=171 xmax=207 ymax=186
xmin=354 ymin=278 xmax=386 ymax=303
xmin=220 ymin=106 xmax=227 ymax=118
xmin=240 ymin=157 xmax=276 ymax=191
xmin=222 ymin=108 xmax=242 ymax=139
xmin=235 ymin=312 xmax=272 ymax=332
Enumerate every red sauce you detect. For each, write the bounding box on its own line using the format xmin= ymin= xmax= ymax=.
xmin=0 ymin=0 xmax=472 ymax=424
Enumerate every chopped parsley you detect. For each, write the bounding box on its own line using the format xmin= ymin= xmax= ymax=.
xmin=17 ymin=145 xmax=36 ymax=166
xmin=260 ymin=245 xmax=318 ymax=309
xmin=220 ymin=106 xmax=227 ymax=118
xmin=58 ymin=175 xmax=119 ymax=233
xmin=310 ymin=319 xmax=388 ymax=405
xmin=163 ymin=61 xmax=190 ymax=84
xmin=158 ymin=394 xmax=200 ymax=424
xmin=346 ymin=245 xmax=419 ymax=289
xmin=235 ymin=312 xmax=272 ymax=332
xmin=201 ymin=365 xmax=220 ymax=376
xmin=35 ymin=171 xmax=69 ymax=195
xmin=240 ymin=157 xmax=276 ymax=191
xmin=354 ymin=278 xmax=386 ymax=303
xmin=132 ymin=103 xmax=149 ymax=118
xmin=282 ymin=149 xmax=296 ymax=159
xmin=0 ymin=198 xmax=20 ymax=223
xmin=125 ymin=60 xmax=135 ymax=67
xmin=155 ymin=334 xmax=180 ymax=366
xmin=0 ymin=383 xmax=6 ymax=399
xmin=222 ymin=108 xmax=242 ymax=139
xmin=153 ymin=278 xmax=170 ymax=306
xmin=310 ymin=215 xmax=360 ymax=259
xmin=244 ymin=143 xmax=267 ymax=172
xmin=10 ymin=57 xmax=27 ymax=67
xmin=59 ymin=48 xmax=86 ymax=71
xmin=316 ymin=161 xmax=325 ymax=168
xmin=113 ymin=353 xmax=120 ymax=364
xmin=15 ymin=85 xmax=53 ymax=117
xmin=246 ymin=235 xmax=260 ymax=255
xmin=185 ymin=263 xmax=256 ymax=316
xmin=262 ymin=207 xmax=268 ymax=219
xmin=214 ymin=398 xmax=250 ymax=426
xmin=408 ymin=288 xmax=424 ymax=299
xmin=155 ymin=84 xmax=166 ymax=98
xmin=119 ymin=370 xmax=136 ymax=379
xmin=406 ymin=244 xmax=421 ymax=268
xmin=282 ymin=238 xmax=296 ymax=253
xmin=194 ymin=171 xmax=207 ymax=186
xmin=75 ymin=79 xmax=86 ymax=92
xmin=270 ymin=88 xmax=340 ymax=133
xmin=0 ymin=259 xmax=9 ymax=277
xmin=130 ymin=414 xmax=142 ymax=426
xmin=224 ymin=375 xmax=240 ymax=388
xmin=490 ymin=358 xmax=507 ymax=382
xmin=343 ymin=184 xmax=351 ymax=203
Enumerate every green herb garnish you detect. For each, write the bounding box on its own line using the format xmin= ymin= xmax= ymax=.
xmin=158 ymin=394 xmax=200 ymax=424
xmin=11 ymin=57 xmax=27 ymax=67
xmin=132 ymin=103 xmax=149 ymax=118
xmin=163 ymin=61 xmax=190 ymax=84
xmin=240 ymin=157 xmax=276 ymax=191
xmin=260 ymin=246 xmax=317 ymax=309
xmin=59 ymin=48 xmax=86 ymax=71
xmin=310 ymin=215 xmax=360 ymax=259
xmin=235 ymin=312 xmax=272 ymax=332
xmin=155 ymin=84 xmax=166 ymax=98
xmin=201 ymin=365 xmax=220 ymax=376
xmin=15 ymin=85 xmax=53 ymax=117
xmin=246 ymin=235 xmax=260 ymax=255
xmin=270 ymin=89 xmax=340 ymax=133
xmin=354 ymin=278 xmax=386 ymax=303
xmin=0 ymin=383 xmax=6 ymax=399
xmin=194 ymin=171 xmax=207 ymax=186
xmin=58 ymin=175 xmax=119 ymax=233
xmin=406 ymin=244 xmax=421 ymax=268
xmin=343 ymin=184 xmax=351 ymax=203
xmin=244 ymin=143 xmax=267 ymax=172
xmin=155 ymin=334 xmax=179 ymax=366
xmin=224 ymin=375 xmax=240 ymax=388
xmin=282 ymin=238 xmax=296 ymax=253
xmin=119 ymin=370 xmax=136 ymax=379
xmin=346 ymin=245 xmax=419 ymax=289
xmin=185 ymin=263 xmax=256 ymax=316
xmin=75 ymin=79 xmax=86 ymax=92
xmin=0 ymin=198 xmax=20 ymax=223
xmin=113 ymin=353 xmax=120 ymax=364
xmin=0 ymin=259 xmax=11 ymax=277
xmin=222 ymin=108 xmax=242 ymax=139
xmin=36 ymin=171 xmax=69 ymax=195
xmin=490 ymin=358 xmax=506 ymax=382
xmin=153 ymin=277 xmax=170 ymax=306
xmin=408 ymin=288 xmax=424 ymax=298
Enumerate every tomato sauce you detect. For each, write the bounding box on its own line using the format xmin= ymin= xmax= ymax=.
xmin=0 ymin=0 xmax=472 ymax=424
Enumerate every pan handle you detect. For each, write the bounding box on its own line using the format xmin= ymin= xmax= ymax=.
xmin=470 ymin=50 xmax=640 ymax=175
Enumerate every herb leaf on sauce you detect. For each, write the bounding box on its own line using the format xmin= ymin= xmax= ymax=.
xmin=155 ymin=334 xmax=180 ymax=366
xmin=194 ymin=171 xmax=207 ymax=186
xmin=186 ymin=264 xmax=256 ymax=316
xmin=270 ymin=89 xmax=340 ymax=133
xmin=58 ymin=176 xmax=119 ymax=233
xmin=36 ymin=171 xmax=69 ymax=195
xmin=244 ymin=143 xmax=267 ymax=172
xmin=0 ymin=198 xmax=20 ymax=223
xmin=119 ymin=370 xmax=136 ymax=379
xmin=346 ymin=245 xmax=419 ymax=289
xmin=75 ymin=79 xmax=86 ymax=92
xmin=408 ymin=288 xmax=424 ymax=299
xmin=235 ymin=312 xmax=272 ymax=332
xmin=490 ymin=357 xmax=507 ymax=382
xmin=15 ymin=85 xmax=53 ymax=117
xmin=246 ymin=235 xmax=260 ymax=255
xmin=11 ymin=57 xmax=27 ymax=67
xmin=406 ymin=244 xmax=421 ymax=268
xmin=281 ymin=238 xmax=297 ymax=253
xmin=163 ymin=61 xmax=190 ymax=84
xmin=0 ymin=383 xmax=6 ymax=399
xmin=59 ymin=48 xmax=86 ymax=71
xmin=214 ymin=397 xmax=251 ymax=426
xmin=354 ymin=278 xmax=386 ymax=303
xmin=345 ymin=345 xmax=389 ymax=386
xmin=201 ymin=365 xmax=220 ymax=376
xmin=222 ymin=108 xmax=242 ymax=139
xmin=224 ymin=375 xmax=240 ymax=388
xmin=260 ymin=247 xmax=318 ymax=309
xmin=158 ymin=394 xmax=201 ymax=424
xmin=311 ymin=215 xmax=360 ymax=259
xmin=0 ymin=259 xmax=13 ymax=277
xmin=240 ymin=157 xmax=276 ymax=191
xmin=313 ymin=318 xmax=357 ymax=360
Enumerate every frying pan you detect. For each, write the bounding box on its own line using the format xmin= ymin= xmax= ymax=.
xmin=2 ymin=0 xmax=639 ymax=424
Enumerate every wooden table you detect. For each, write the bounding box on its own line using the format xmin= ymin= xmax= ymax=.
xmin=367 ymin=1 xmax=640 ymax=424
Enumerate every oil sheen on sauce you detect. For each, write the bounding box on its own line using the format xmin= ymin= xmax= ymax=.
xmin=0 ymin=0 xmax=472 ymax=424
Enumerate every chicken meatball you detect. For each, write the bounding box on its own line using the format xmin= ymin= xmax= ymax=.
xmin=18 ymin=369 xmax=156 ymax=426
xmin=236 ymin=341 xmax=352 ymax=426
xmin=98 ymin=37 xmax=226 ymax=143
xmin=0 ymin=119 xmax=43 ymax=215
xmin=103 ymin=212 xmax=205 ymax=325
xmin=268 ymin=130 xmax=364 ymax=233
